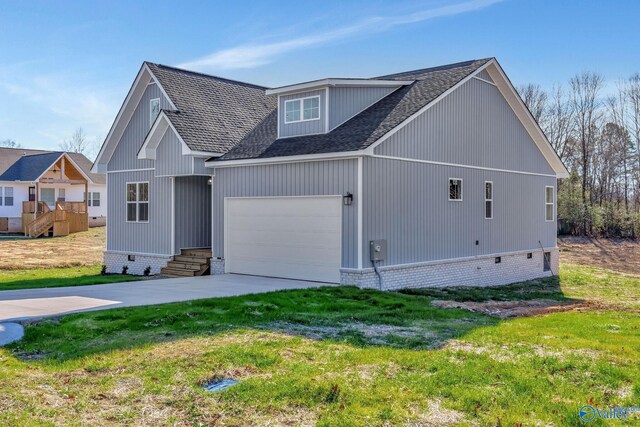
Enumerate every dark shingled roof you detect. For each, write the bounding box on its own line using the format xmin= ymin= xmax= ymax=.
xmin=0 ymin=152 xmax=64 ymax=182
xmin=145 ymin=62 xmax=276 ymax=153
xmin=0 ymin=148 xmax=105 ymax=184
xmin=216 ymin=58 xmax=492 ymax=161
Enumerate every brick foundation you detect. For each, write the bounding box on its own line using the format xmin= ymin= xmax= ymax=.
xmin=103 ymin=251 xmax=172 ymax=276
xmin=341 ymin=248 xmax=559 ymax=290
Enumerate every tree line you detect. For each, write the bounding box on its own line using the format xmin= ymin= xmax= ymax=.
xmin=518 ymin=73 xmax=640 ymax=238
xmin=1 ymin=128 xmax=99 ymax=159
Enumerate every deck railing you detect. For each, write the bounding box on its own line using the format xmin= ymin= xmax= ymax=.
xmin=22 ymin=201 xmax=50 ymax=214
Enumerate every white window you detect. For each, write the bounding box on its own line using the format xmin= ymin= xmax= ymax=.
xmin=127 ymin=182 xmax=149 ymax=223
xmin=449 ymin=178 xmax=462 ymax=201
xmin=485 ymin=181 xmax=493 ymax=219
xmin=0 ymin=186 xmax=13 ymax=206
xmin=58 ymin=188 xmax=66 ymax=202
xmin=92 ymin=192 xmax=100 ymax=207
xmin=150 ymin=98 xmax=160 ymax=126
xmin=41 ymin=188 xmax=55 ymax=207
xmin=284 ymin=95 xmax=320 ymax=123
xmin=545 ymin=186 xmax=554 ymax=221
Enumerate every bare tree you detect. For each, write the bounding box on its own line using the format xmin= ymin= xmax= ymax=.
xmin=570 ymin=72 xmax=605 ymax=234
xmin=60 ymin=127 xmax=91 ymax=155
xmin=518 ymin=83 xmax=548 ymax=123
xmin=544 ymin=84 xmax=575 ymax=163
xmin=0 ymin=139 xmax=21 ymax=148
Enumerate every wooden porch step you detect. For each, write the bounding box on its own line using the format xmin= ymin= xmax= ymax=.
xmin=167 ymin=260 xmax=202 ymax=270
xmin=160 ymin=267 xmax=197 ymax=277
xmin=181 ymin=248 xmax=212 ymax=257
xmin=174 ymin=255 xmax=209 ymax=264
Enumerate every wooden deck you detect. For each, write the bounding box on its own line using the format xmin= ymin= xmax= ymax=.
xmin=22 ymin=201 xmax=88 ymax=238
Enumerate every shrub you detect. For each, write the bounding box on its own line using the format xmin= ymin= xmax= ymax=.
xmin=143 ymin=266 xmax=151 ymax=276
xmin=100 ymin=265 xmax=107 ymax=275
xmin=122 ymin=265 xmax=129 ymax=275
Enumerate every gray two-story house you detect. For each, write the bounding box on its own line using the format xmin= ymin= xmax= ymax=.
xmin=92 ymin=58 xmax=568 ymax=289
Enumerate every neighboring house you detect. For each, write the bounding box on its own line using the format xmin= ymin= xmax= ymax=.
xmin=93 ymin=58 xmax=568 ymax=289
xmin=0 ymin=148 xmax=107 ymax=234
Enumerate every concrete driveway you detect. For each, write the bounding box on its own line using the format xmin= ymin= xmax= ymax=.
xmin=0 ymin=274 xmax=332 ymax=322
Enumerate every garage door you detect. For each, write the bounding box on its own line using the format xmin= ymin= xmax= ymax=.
xmin=225 ymin=196 xmax=342 ymax=283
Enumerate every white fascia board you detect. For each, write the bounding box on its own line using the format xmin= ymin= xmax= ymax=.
xmin=486 ymin=61 xmax=569 ymax=178
xmin=34 ymin=153 xmax=94 ymax=184
xmin=205 ymin=151 xmax=363 ymax=168
xmin=265 ymin=78 xmax=413 ymax=95
xmin=92 ymin=62 xmax=177 ymax=173
xmin=138 ymin=113 xmax=170 ymax=160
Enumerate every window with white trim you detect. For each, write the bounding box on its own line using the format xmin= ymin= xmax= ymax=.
xmin=284 ymin=95 xmax=320 ymax=123
xmin=57 ymin=188 xmax=66 ymax=202
xmin=41 ymin=188 xmax=55 ymax=207
xmin=545 ymin=186 xmax=554 ymax=221
xmin=485 ymin=181 xmax=493 ymax=219
xmin=85 ymin=191 xmax=101 ymax=207
xmin=5 ymin=187 xmax=13 ymax=206
xmin=0 ymin=186 xmax=12 ymax=206
xmin=127 ymin=182 xmax=149 ymax=222
xmin=150 ymin=98 xmax=160 ymax=126
xmin=449 ymin=178 xmax=462 ymax=201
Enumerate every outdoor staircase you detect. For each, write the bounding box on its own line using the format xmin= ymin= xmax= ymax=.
xmin=26 ymin=202 xmax=54 ymax=238
xmin=160 ymin=248 xmax=212 ymax=277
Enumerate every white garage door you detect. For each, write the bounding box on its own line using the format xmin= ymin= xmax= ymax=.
xmin=225 ymin=196 xmax=342 ymax=283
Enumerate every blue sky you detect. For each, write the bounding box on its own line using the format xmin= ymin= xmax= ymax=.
xmin=1 ymin=0 xmax=638 ymax=156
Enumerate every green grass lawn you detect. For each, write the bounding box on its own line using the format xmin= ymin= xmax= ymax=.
xmin=0 ymin=264 xmax=638 ymax=426
xmin=0 ymin=265 xmax=141 ymax=291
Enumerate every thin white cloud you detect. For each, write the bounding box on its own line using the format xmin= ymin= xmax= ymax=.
xmin=179 ymin=0 xmax=503 ymax=71
xmin=0 ymin=75 xmax=116 ymax=141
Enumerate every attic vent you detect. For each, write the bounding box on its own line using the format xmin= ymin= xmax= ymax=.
xmin=203 ymin=378 xmax=238 ymax=392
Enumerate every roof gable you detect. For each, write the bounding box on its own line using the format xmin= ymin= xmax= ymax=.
xmin=0 ymin=148 xmax=103 ymax=183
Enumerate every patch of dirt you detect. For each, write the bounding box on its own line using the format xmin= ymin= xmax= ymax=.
xmin=431 ymin=298 xmax=584 ymax=318
xmin=559 ymin=236 xmax=640 ymax=276
xmin=432 ymin=298 xmax=640 ymax=318
xmin=264 ymin=321 xmax=439 ymax=347
xmin=0 ymin=227 xmax=105 ymax=270
xmin=407 ymin=400 xmax=469 ymax=426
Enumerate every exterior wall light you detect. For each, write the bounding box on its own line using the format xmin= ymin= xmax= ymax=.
xmin=343 ymin=192 xmax=353 ymax=206
xmin=207 ymin=178 xmax=213 ymax=186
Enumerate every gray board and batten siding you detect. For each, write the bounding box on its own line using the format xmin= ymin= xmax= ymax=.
xmin=107 ymin=83 xmax=172 ymax=172
xmin=107 ymin=169 xmax=173 ymax=255
xmin=328 ymin=86 xmax=398 ymax=131
xmin=365 ymin=72 xmax=557 ymax=266
xmin=174 ymin=175 xmax=212 ymax=253
xmin=155 ymin=130 xmax=191 ymax=177
xmin=212 ymin=159 xmax=359 ymax=268
xmin=362 ymin=156 xmax=556 ymax=267
xmin=374 ymin=77 xmax=555 ymax=176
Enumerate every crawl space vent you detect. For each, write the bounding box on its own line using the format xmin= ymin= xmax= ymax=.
xmin=203 ymin=378 xmax=238 ymax=392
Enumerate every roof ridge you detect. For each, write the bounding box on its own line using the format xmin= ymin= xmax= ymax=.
xmin=375 ymin=58 xmax=493 ymax=80
xmin=145 ymin=61 xmax=270 ymax=90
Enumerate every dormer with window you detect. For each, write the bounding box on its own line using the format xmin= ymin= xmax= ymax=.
xmin=267 ymin=78 xmax=413 ymax=139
